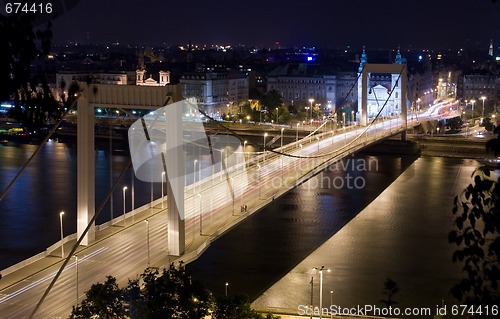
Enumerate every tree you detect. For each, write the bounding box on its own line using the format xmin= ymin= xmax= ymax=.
xmin=129 ymin=264 xmax=213 ymax=319
xmin=261 ymin=90 xmax=284 ymax=122
xmin=70 ymin=264 xmax=281 ymax=319
xmin=70 ymin=264 xmax=213 ymax=319
xmin=0 ymin=13 xmax=52 ymax=101
xmin=449 ymin=167 xmax=500 ymax=307
xmin=69 ymin=276 xmax=127 ymax=319
xmin=0 ymin=12 xmax=58 ymax=131
xmin=380 ymin=278 xmax=399 ymax=308
xmin=213 ymin=294 xmax=280 ymax=319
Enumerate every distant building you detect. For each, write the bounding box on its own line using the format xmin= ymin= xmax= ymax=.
xmin=266 ymin=64 xmax=338 ymax=110
xmin=180 ymin=72 xmax=249 ymax=116
xmin=136 ymin=69 xmax=170 ymax=86
xmin=55 ymin=72 xmax=128 ymax=100
xmin=461 ymin=74 xmax=499 ymax=108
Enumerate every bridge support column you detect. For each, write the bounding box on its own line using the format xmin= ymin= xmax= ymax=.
xmin=401 ymin=65 xmax=407 ymax=141
xmin=165 ymin=103 xmax=185 ymax=256
xmin=361 ymin=70 xmax=368 ymax=126
xmin=77 ymin=89 xmax=95 ymax=246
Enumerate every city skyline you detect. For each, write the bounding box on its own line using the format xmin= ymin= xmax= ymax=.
xmin=45 ymin=0 xmax=500 ymax=49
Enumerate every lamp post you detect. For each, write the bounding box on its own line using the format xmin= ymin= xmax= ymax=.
xmin=198 ymin=194 xmax=202 ymax=235
xmin=59 ymin=211 xmax=64 ymax=258
xmin=144 ymin=219 xmax=150 ymax=268
xmin=230 ymin=177 xmax=235 ymax=215
xmin=480 ymin=96 xmax=486 ymax=122
xmin=309 ymin=98 xmax=314 ymax=120
xmin=193 ymin=159 xmax=198 ymax=193
xmin=220 ymin=149 xmax=224 ymax=175
xmin=122 ymin=186 xmax=127 ymax=227
xmin=74 ymin=254 xmax=78 ymax=303
xmin=161 ymin=172 xmax=165 ymax=208
xmin=296 ymin=123 xmax=300 ymax=143
xmin=243 ymin=140 xmax=248 ymax=168
xmin=330 ymin=290 xmax=333 ymax=319
xmin=299 ymin=144 xmax=303 ymax=174
xmin=150 ymin=178 xmax=153 ymax=211
xmin=313 ymin=266 xmax=330 ymax=319
xmin=225 ymin=282 xmax=229 ymax=298
xmin=276 ymin=107 xmax=279 ymax=123
xmin=316 ymin=136 xmax=320 ymax=153
xmin=257 ymin=164 xmax=261 ymax=199
xmin=131 ymin=171 xmax=135 ymax=212
xmin=263 ymin=133 xmax=268 ymax=164
xmin=220 ymin=149 xmax=224 ymax=180
xmin=470 ymin=99 xmax=476 ymax=124
xmin=310 ymin=276 xmax=314 ymax=319
xmin=342 ymin=112 xmax=346 ymax=129
xmin=281 ymin=128 xmax=284 ymax=185
xmin=351 ymin=110 xmax=355 ymax=126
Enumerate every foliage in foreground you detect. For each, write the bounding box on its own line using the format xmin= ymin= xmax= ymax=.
xmin=449 ymin=167 xmax=500 ymax=307
xmin=69 ymin=263 xmax=279 ymax=319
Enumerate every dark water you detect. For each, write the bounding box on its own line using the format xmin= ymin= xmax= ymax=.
xmin=187 ymin=154 xmax=420 ymax=298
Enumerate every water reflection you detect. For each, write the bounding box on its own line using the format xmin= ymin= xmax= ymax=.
xmin=187 ymin=154 xmax=420 ymax=298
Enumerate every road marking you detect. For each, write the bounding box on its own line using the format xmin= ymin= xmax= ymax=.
xmin=0 ymin=247 xmax=108 ymax=304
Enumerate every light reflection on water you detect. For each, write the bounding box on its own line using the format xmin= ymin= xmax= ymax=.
xmin=188 ymin=156 xmax=481 ymax=316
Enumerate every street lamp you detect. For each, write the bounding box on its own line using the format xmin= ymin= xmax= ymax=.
xmin=470 ymin=99 xmax=476 ymax=124
xmin=299 ymin=144 xmax=303 ymax=174
xmin=230 ymin=177 xmax=235 ymax=215
xmin=122 ymin=186 xmax=127 ymax=227
xmin=281 ymin=128 xmax=284 ymax=185
xmin=276 ymin=107 xmax=279 ymax=123
xmin=161 ymin=171 xmax=165 ymax=208
xmin=316 ymin=136 xmax=320 ymax=153
xmin=330 ymin=290 xmax=333 ymax=319
xmin=257 ymin=164 xmax=262 ymax=199
xmin=480 ymin=96 xmax=486 ymax=122
xmin=309 ymin=98 xmax=314 ymax=120
xmin=198 ymin=194 xmax=202 ymax=235
xmin=313 ymin=266 xmax=331 ymax=319
xmin=263 ymin=133 xmax=268 ymax=164
xmin=296 ymin=123 xmax=300 ymax=143
xmin=144 ymin=219 xmax=150 ymax=268
xmin=74 ymin=254 xmax=79 ymax=303
xmin=59 ymin=211 xmax=64 ymax=258
xmin=225 ymin=282 xmax=229 ymax=298
xmin=193 ymin=159 xmax=198 ymax=193
xmin=243 ymin=140 xmax=248 ymax=168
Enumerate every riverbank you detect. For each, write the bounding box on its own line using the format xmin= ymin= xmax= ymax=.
xmin=361 ymin=135 xmax=495 ymax=159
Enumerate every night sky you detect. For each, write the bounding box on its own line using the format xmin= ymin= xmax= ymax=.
xmin=46 ymin=0 xmax=500 ymax=49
